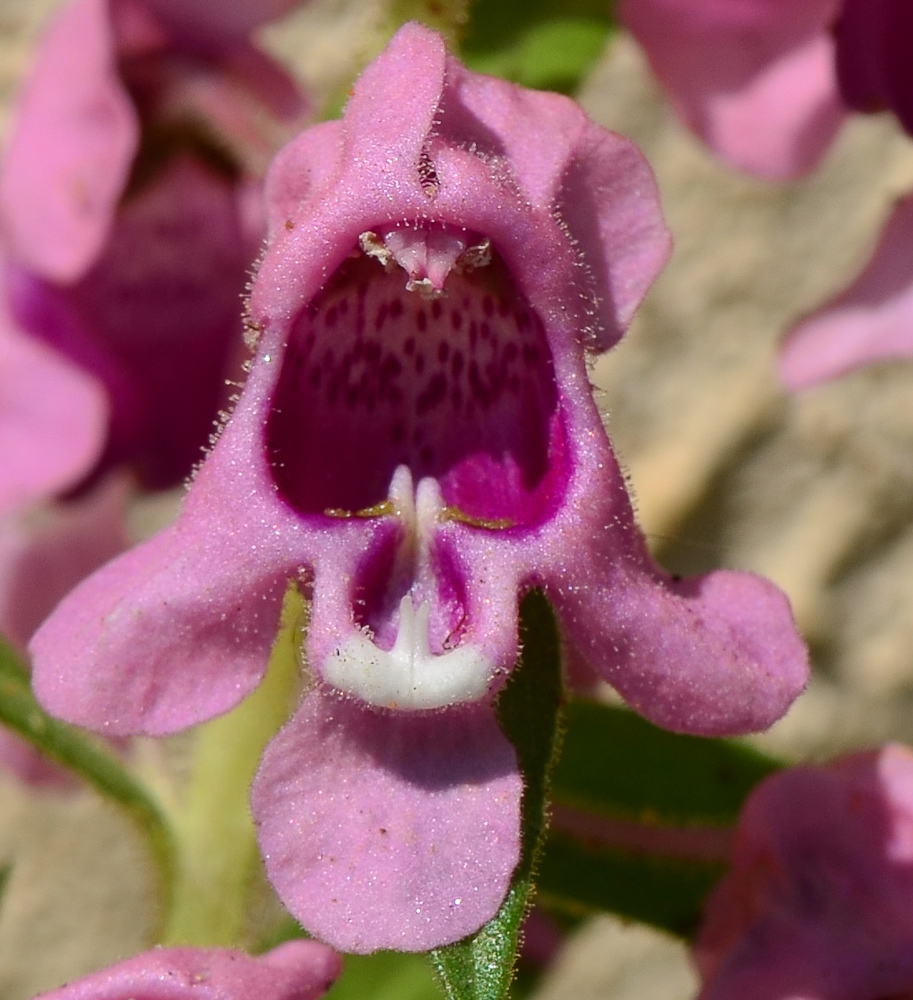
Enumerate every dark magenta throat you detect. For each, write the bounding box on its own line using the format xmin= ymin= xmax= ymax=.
xmin=267 ymin=229 xmax=568 ymax=528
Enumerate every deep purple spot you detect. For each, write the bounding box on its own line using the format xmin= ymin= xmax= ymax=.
xmin=416 ymin=373 xmax=447 ymax=415
xmin=438 ymin=342 xmax=450 ymax=364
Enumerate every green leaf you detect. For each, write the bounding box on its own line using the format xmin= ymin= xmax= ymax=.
xmin=430 ymin=590 xmax=565 ymax=1000
xmin=327 ymin=951 xmax=442 ymax=1000
xmin=552 ymin=700 xmax=783 ymax=827
xmin=532 ymin=700 xmax=785 ymax=937
xmin=538 ymin=834 xmax=725 ymax=938
xmin=0 ymin=636 xmax=176 ymax=912
xmin=0 ymin=862 xmax=11 ymax=914
xmin=461 ymin=0 xmax=615 ymax=93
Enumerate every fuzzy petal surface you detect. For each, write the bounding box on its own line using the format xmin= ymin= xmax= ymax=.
xmin=29 ymin=475 xmax=294 ymax=735
xmin=620 ymin=0 xmax=846 ymax=179
xmin=695 ymin=745 xmax=913 ymax=999
xmin=543 ymin=437 xmax=808 ymax=736
xmin=253 ymin=689 xmax=521 ymax=953
xmin=33 ymin=942 xmax=341 ymax=1000
xmin=780 ymin=193 xmax=913 ymax=388
xmin=0 ymin=0 xmax=138 ymax=282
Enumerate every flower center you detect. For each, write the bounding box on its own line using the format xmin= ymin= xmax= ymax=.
xmin=266 ymin=222 xmax=566 ymax=529
xmin=266 ymin=222 xmax=569 ymax=709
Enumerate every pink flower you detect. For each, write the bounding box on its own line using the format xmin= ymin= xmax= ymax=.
xmin=30 ymin=24 xmax=808 ymax=952
xmin=618 ymin=0 xmax=847 ymax=179
xmin=836 ymin=0 xmax=913 ymax=137
xmin=695 ymin=745 xmax=913 ymax=1000
xmin=31 ymin=941 xmax=341 ymax=1000
xmin=0 ymin=475 xmax=129 ymax=787
xmin=779 ymin=193 xmax=913 ymax=388
xmin=0 ymin=0 xmax=308 ymax=489
xmin=0 ymin=307 xmax=107 ymax=518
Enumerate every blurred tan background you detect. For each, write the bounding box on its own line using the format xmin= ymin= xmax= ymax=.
xmin=3 ymin=2 xmax=913 ymax=996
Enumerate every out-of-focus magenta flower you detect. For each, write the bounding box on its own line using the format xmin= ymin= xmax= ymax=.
xmin=695 ymin=744 xmax=913 ymax=1000
xmin=30 ymin=24 xmax=808 ymax=952
xmin=836 ymin=0 xmax=913 ymax=138
xmin=618 ymin=0 xmax=847 ymax=179
xmin=779 ymin=194 xmax=913 ymax=388
xmin=0 ymin=0 xmax=308 ymax=489
xmin=0 ymin=475 xmax=130 ymax=788
xmin=0 ymin=303 xmax=107 ymax=518
xmin=32 ymin=941 xmax=341 ymax=1000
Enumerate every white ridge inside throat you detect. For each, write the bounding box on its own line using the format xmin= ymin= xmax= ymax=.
xmin=321 ymin=464 xmax=494 ymax=709
xmin=322 ymin=595 xmax=492 ymax=710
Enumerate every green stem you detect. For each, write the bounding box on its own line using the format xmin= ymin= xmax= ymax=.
xmin=160 ymin=587 xmax=305 ymax=947
xmin=0 ymin=639 xmax=176 ymax=920
xmin=387 ymin=0 xmax=473 ymax=41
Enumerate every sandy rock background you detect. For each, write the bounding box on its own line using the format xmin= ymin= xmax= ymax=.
xmin=3 ymin=2 xmax=913 ymax=996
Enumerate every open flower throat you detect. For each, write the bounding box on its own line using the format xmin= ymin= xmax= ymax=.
xmin=267 ymin=221 xmax=565 ymax=528
xmin=267 ymin=221 xmax=567 ymax=710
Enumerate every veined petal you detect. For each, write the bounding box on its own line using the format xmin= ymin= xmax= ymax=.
xmin=252 ymin=689 xmax=521 ymax=953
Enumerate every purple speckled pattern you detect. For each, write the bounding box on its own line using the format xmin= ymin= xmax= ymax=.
xmin=30 ymin=24 xmax=808 ymax=950
xmin=780 ymin=191 xmax=913 ymax=389
xmin=619 ymin=0 xmax=847 ymax=179
xmin=31 ymin=941 xmax=341 ymax=1000
xmin=695 ymin=745 xmax=913 ymax=1000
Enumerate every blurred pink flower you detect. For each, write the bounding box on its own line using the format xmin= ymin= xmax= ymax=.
xmin=32 ymin=941 xmax=341 ymax=1000
xmin=0 ymin=306 xmax=107 ymax=519
xmin=836 ymin=0 xmax=913 ymax=137
xmin=695 ymin=744 xmax=913 ymax=999
xmin=0 ymin=0 xmax=308 ymax=489
xmin=618 ymin=1 xmax=913 ymax=388
xmin=0 ymin=476 xmax=130 ymax=787
xmin=618 ymin=0 xmax=847 ymax=179
xmin=779 ymin=193 xmax=913 ymax=388
xmin=30 ymin=24 xmax=808 ymax=952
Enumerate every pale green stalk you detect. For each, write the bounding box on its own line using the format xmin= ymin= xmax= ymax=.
xmin=161 ymin=588 xmax=306 ymax=947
